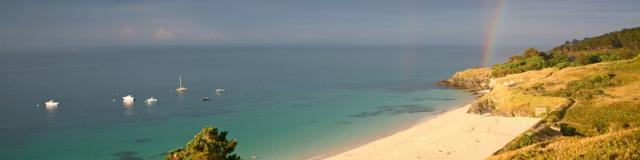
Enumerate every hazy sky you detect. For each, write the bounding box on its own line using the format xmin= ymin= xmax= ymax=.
xmin=1 ymin=0 xmax=639 ymax=48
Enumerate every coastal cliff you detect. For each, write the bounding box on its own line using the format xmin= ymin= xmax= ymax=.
xmin=440 ymin=67 xmax=492 ymax=90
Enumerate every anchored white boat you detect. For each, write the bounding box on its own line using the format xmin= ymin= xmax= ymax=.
xmin=145 ymin=97 xmax=158 ymax=103
xmin=215 ymin=89 xmax=226 ymax=93
xmin=45 ymin=100 xmax=59 ymax=107
xmin=176 ymin=76 xmax=189 ymax=92
xmin=122 ymin=95 xmax=135 ymax=103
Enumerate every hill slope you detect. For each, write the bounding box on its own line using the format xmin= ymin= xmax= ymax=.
xmin=444 ymin=27 xmax=640 ymax=159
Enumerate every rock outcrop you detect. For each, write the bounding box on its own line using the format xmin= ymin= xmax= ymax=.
xmin=441 ymin=67 xmax=492 ymax=90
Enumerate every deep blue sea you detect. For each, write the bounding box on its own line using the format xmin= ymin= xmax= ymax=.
xmin=0 ymin=45 xmax=517 ymax=159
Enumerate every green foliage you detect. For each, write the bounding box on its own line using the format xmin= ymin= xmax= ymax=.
xmin=516 ymin=132 xmax=538 ymax=148
xmin=492 ymin=27 xmax=640 ymax=78
xmin=166 ymin=126 xmax=240 ymax=160
xmin=523 ymin=48 xmax=543 ymax=58
xmin=492 ymin=48 xmax=550 ymax=77
xmin=555 ymin=62 xmax=571 ymax=69
xmin=553 ymin=27 xmax=640 ymax=52
xmin=523 ymin=56 xmax=546 ymax=71
xmin=167 ymin=148 xmax=187 ymax=160
xmin=597 ymin=52 xmax=622 ymax=61
xmin=488 ymin=27 xmax=640 ymax=159
xmin=546 ymin=52 xmax=572 ymax=68
xmin=574 ymin=54 xmax=601 ymax=65
xmin=572 ymin=50 xmax=631 ymax=65
xmin=549 ymin=73 xmax=617 ymax=100
xmin=563 ymin=101 xmax=640 ymax=136
xmin=568 ymin=73 xmax=616 ymax=89
xmin=560 ymin=124 xmax=580 ymax=136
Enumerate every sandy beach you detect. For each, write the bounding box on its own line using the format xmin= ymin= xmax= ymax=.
xmin=325 ymin=104 xmax=540 ymax=160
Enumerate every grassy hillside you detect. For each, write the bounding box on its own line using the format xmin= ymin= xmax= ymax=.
xmin=490 ymin=56 xmax=640 ymax=157
xmin=445 ymin=27 xmax=640 ymax=159
xmin=489 ymin=128 xmax=640 ymax=160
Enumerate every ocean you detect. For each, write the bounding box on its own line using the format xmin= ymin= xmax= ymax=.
xmin=0 ymin=45 xmax=514 ymax=159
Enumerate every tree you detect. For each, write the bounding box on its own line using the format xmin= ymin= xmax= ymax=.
xmin=523 ymin=48 xmax=543 ymax=58
xmin=166 ymin=126 xmax=241 ymax=160
xmin=523 ymin=56 xmax=545 ymax=71
xmin=546 ymin=52 xmax=571 ymax=68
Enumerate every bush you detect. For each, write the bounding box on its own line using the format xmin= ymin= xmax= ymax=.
xmin=546 ymin=52 xmax=571 ymax=68
xmin=492 ymin=54 xmax=546 ymax=77
xmin=492 ymin=48 xmax=576 ymax=77
xmin=560 ymin=124 xmax=580 ymax=136
xmin=166 ymin=126 xmax=241 ymax=160
xmin=575 ymin=54 xmax=601 ymax=65
xmin=523 ymin=56 xmax=546 ymax=71
xmin=555 ymin=62 xmax=572 ymax=69
xmin=523 ymin=48 xmax=544 ymax=58
xmin=549 ymin=73 xmax=617 ymax=100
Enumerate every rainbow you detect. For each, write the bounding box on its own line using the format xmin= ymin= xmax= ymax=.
xmin=481 ymin=0 xmax=507 ymax=67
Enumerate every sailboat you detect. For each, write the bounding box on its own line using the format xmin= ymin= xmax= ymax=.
xmin=176 ymin=75 xmax=189 ymax=92
xmin=45 ymin=100 xmax=59 ymax=108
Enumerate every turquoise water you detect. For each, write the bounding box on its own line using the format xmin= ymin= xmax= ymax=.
xmin=0 ymin=46 xmax=490 ymax=159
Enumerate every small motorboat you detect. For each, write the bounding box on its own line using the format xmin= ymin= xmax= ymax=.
xmin=45 ymin=100 xmax=59 ymax=107
xmin=215 ymin=89 xmax=226 ymax=93
xmin=201 ymin=97 xmax=211 ymax=101
xmin=123 ymin=95 xmax=135 ymax=103
xmin=145 ymin=97 xmax=158 ymax=103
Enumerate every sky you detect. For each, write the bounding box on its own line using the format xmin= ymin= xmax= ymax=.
xmin=1 ymin=0 xmax=640 ymax=49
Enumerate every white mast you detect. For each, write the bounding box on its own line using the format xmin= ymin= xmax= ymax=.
xmin=176 ymin=75 xmax=188 ymax=91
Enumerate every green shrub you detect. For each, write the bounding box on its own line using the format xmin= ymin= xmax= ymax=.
xmin=166 ymin=126 xmax=240 ymax=160
xmin=575 ymin=54 xmax=601 ymax=65
xmin=549 ymin=73 xmax=617 ymax=100
xmin=546 ymin=52 xmax=571 ymax=68
xmin=560 ymin=124 xmax=580 ymax=136
xmin=563 ymin=101 xmax=640 ymax=136
xmin=493 ymin=55 xmax=547 ymax=77
xmin=555 ymin=62 xmax=572 ymax=69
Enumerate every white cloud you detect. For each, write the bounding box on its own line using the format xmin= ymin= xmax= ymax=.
xmin=154 ymin=27 xmax=176 ymax=40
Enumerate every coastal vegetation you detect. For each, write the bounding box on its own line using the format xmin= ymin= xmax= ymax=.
xmin=444 ymin=27 xmax=640 ymax=159
xmin=490 ymin=27 xmax=640 ymax=78
xmin=166 ymin=126 xmax=240 ymax=160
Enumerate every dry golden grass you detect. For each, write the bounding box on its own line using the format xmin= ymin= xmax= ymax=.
xmin=451 ymin=67 xmax=492 ymax=79
xmin=488 ymin=128 xmax=640 ymax=160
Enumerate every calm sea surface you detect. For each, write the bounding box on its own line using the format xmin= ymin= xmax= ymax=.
xmin=0 ymin=46 xmax=513 ymax=159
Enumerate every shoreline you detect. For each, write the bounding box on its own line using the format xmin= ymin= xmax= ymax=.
xmin=322 ymin=103 xmax=541 ymax=160
xmin=309 ymin=103 xmax=469 ymax=160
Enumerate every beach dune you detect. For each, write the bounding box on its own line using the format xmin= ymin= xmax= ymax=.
xmin=326 ymin=104 xmax=540 ymax=160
